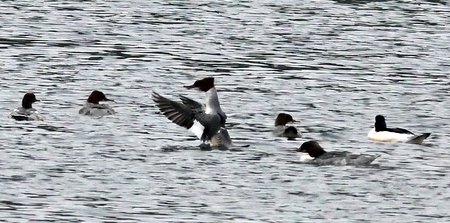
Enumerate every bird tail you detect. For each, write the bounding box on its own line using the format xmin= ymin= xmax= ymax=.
xmin=210 ymin=127 xmax=232 ymax=149
xmin=407 ymin=133 xmax=431 ymax=144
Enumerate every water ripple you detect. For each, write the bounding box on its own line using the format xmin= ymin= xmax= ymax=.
xmin=0 ymin=0 xmax=449 ymax=222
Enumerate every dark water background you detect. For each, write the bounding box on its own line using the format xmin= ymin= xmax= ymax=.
xmin=1 ymin=0 xmax=449 ymax=222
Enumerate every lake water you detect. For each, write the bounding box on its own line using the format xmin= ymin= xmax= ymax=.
xmin=0 ymin=0 xmax=449 ymax=222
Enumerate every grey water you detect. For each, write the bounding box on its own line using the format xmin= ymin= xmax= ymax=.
xmin=1 ymin=0 xmax=449 ymax=222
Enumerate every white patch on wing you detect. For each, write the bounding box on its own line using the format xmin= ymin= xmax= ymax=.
xmin=30 ymin=111 xmax=44 ymax=121
xmin=368 ymin=128 xmax=413 ymax=142
xmin=189 ymin=120 xmax=205 ymax=140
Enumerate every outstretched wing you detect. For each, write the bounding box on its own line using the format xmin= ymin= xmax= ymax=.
xmin=179 ymin=95 xmax=204 ymax=111
xmin=153 ymin=92 xmax=222 ymax=142
xmin=180 ymin=94 xmax=227 ymax=127
xmin=152 ymin=92 xmax=195 ymax=129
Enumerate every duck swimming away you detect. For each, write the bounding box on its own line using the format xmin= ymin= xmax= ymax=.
xmin=153 ymin=77 xmax=232 ymax=149
xmin=368 ymin=115 xmax=430 ymax=144
xmin=297 ymin=140 xmax=379 ymax=166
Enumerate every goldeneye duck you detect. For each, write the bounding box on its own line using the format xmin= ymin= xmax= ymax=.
xmin=297 ymin=140 xmax=379 ymax=166
xmin=368 ymin=115 xmax=430 ymax=144
xmin=79 ymin=90 xmax=115 ymax=116
xmin=273 ymin=113 xmax=300 ymax=140
xmin=10 ymin=93 xmax=44 ymax=121
xmin=153 ymin=77 xmax=231 ymax=149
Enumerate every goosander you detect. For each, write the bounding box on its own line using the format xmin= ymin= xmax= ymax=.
xmin=297 ymin=141 xmax=379 ymax=166
xmin=368 ymin=115 xmax=430 ymax=144
xmin=152 ymin=77 xmax=232 ymax=148
xmin=79 ymin=90 xmax=115 ymax=116
xmin=10 ymin=93 xmax=44 ymax=121
xmin=273 ymin=113 xmax=300 ymax=140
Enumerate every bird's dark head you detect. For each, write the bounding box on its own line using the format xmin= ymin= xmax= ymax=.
xmin=296 ymin=140 xmax=326 ymax=158
xmin=22 ymin=93 xmax=39 ymax=109
xmin=275 ymin=113 xmax=296 ymax=126
xmin=184 ymin=77 xmax=215 ymax=92
xmin=87 ymin=90 xmax=112 ymax=104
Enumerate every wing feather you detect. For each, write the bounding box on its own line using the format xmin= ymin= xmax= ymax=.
xmin=180 ymin=95 xmax=204 ymax=111
xmin=387 ymin=127 xmax=414 ymax=135
xmin=153 ymin=92 xmax=224 ymax=142
xmin=152 ymin=92 xmax=194 ymax=129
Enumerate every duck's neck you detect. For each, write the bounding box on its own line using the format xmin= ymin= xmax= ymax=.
xmin=22 ymin=101 xmax=32 ymax=109
xmin=310 ymin=148 xmax=326 ymax=158
xmin=275 ymin=119 xmax=285 ymax=127
xmin=375 ymin=120 xmax=387 ymax=132
xmin=205 ymin=87 xmax=222 ymax=114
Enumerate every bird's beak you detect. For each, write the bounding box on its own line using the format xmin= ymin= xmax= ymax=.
xmin=184 ymin=84 xmax=196 ymax=89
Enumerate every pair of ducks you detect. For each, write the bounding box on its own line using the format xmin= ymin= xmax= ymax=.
xmin=274 ymin=113 xmax=431 ymax=165
xmin=10 ymin=90 xmax=115 ymax=121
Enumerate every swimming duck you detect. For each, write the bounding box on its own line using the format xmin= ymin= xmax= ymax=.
xmin=297 ymin=140 xmax=379 ymax=166
xmin=79 ymin=90 xmax=115 ymax=116
xmin=153 ymin=77 xmax=231 ymax=148
xmin=10 ymin=93 xmax=44 ymax=121
xmin=368 ymin=115 xmax=430 ymax=144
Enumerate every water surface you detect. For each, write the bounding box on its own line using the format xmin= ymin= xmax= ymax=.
xmin=0 ymin=0 xmax=449 ymax=222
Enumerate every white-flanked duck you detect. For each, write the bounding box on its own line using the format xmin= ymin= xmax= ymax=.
xmin=273 ymin=113 xmax=300 ymax=140
xmin=368 ymin=115 xmax=430 ymax=144
xmin=297 ymin=141 xmax=379 ymax=166
xmin=79 ymin=90 xmax=115 ymax=116
xmin=152 ymin=77 xmax=232 ymax=148
xmin=10 ymin=93 xmax=44 ymax=121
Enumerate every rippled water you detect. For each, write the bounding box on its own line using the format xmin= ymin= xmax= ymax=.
xmin=1 ymin=0 xmax=449 ymax=222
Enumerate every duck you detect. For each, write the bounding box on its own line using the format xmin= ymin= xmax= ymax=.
xmin=10 ymin=93 xmax=44 ymax=121
xmin=296 ymin=140 xmax=379 ymax=166
xmin=368 ymin=115 xmax=430 ymax=144
xmin=273 ymin=113 xmax=300 ymax=140
xmin=79 ymin=90 xmax=115 ymax=116
xmin=152 ymin=77 xmax=232 ymax=148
